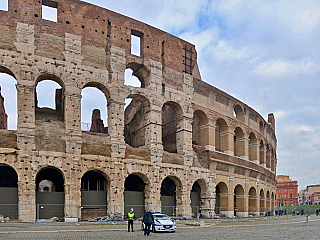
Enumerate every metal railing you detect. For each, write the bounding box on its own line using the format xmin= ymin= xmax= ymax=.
xmin=1 ymin=204 xmax=316 ymax=222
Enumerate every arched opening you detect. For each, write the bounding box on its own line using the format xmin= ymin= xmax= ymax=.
xmin=234 ymin=127 xmax=244 ymax=157
xmin=161 ymin=176 xmax=181 ymax=216
xmin=125 ymin=62 xmax=150 ymax=88
xmin=162 ymin=102 xmax=183 ymax=153
xmin=260 ymin=140 xmax=266 ymax=166
xmin=35 ymin=76 xmax=65 ymax=123
xmin=249 ymin=132 xmax=257 ymax=161
xmin=260 ymin=189 xmax=265 ymax=216
xmin=124 ymin=69 xmax=141 ymax=87
xmin=190 ymin=181 xmax=201 ymax=217
xmin=36 ymin=168 xmax=64 ymax=219
xmin=215 ymin=182 xmax=228 ymax=216
xmin=234 ymin=184 xmax=245 ymax=217
xmin=233 ymin=104 xmax=244 ymax=121
xmin=192 ymin=110 xmax=208 ymax=146
xmin=215 ymin=118 xmax=228 ymax=152
xmin=124 ymin=174 xmax=146 ymax=218
xmin=81 ymin=171 xmax=109 ymax=220
xmin=248 ymin=187 xmax=257 ymax=216
xmin=124 ymin=94 xmax=150 ymax=148
xmin=0 ymin=70 xmax=17 ymax=130
xmin=81 ymin=84 xmax=109 ymax=133
xmin=0 ymin=165 xmax=18 ymax=219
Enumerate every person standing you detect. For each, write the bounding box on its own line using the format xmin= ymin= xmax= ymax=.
xmin=143 ymin=210 xmax=154 ymax=236
xmin=127 ymin=208 xmax=135 ymax=232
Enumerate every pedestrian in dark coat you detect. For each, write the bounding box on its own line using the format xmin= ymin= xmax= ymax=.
xmin=143 ymin=211 xmax=154 ymax=236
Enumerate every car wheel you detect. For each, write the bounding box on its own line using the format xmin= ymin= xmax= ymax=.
xmin=152 ymin=225 xmax=156 ymax=233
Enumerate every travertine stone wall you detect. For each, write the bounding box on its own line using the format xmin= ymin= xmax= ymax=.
xmin=0 ymin=0 xmax=277 ymax=222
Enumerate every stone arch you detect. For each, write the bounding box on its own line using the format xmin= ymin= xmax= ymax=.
xmin=162 ymin=101 xmax=183 ymax=153
xmin=248 ymin=187 xmax=257 ymax=216
xmin=192 ymin=110 xmax=209 ymax=146
xmin=233 ymin=104 xmax=245 ymax=121
xmin=160 ymin=175 xmax=183 ymax=217
xmin=234 ymin=184 xmax=246 ymax=217
xmin=124 ymin=93 xmax=151 ymax=148
xmin=0 ymin=66 xmax=17 ymax=79
xmin=0 ymin=164 xmax=18 ymax=219
xmin=249 ymin=132 xmax=258 ymax=162
xmin=81 ymin=82 xmax=110 ymax=133
xmin=215 ymin=181 xmax=229 ymax=215
xmin=260 ymin=189 xmax=265 ymax=215
xmin=215 ymin=118 xmax=228 ymax=152
xmin=80 ymin=170 xmax=110 ymax=220
xmin=35 ymin=167 xmax=65 ymax=219
xmin=124 ymin=173 xmax=150 ymax=218
xmin=126 ymin=62 xmax=150 ymax=88
xmin=190 ymin=178 xmax=207 ymax=217
xmin=0 ymin=66 xmax=17 ymax=130
xmin=234 ymin=126 xmax=245 ymax=158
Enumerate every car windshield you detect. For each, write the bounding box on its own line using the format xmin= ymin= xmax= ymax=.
xmin=153 ymin=214 xmax=171 ymax=220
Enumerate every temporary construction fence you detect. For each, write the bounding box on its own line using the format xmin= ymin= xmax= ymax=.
xmin=0 ymin=204 xmax=317 ymax=222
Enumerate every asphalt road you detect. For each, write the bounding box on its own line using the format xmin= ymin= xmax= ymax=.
xmin=0 ymin=215 xmax=319 ymax=239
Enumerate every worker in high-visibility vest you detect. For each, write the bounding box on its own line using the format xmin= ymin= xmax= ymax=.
xmin=127 ymin=208 xmax=135 ymax=232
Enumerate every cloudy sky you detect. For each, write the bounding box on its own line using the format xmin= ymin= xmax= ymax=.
xmin=1 ymin=0 xmax=320 ymax=190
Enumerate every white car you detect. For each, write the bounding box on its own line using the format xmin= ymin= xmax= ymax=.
xmin=141 ymin=213 xmax=177 ymax=233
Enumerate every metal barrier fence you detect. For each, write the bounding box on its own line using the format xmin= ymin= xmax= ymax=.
xmin=0 ymin=204 xmax=317 ymax=222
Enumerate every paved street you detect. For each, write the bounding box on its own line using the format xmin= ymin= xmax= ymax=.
xmin=0 ymin=216 xmax=320 ymax=239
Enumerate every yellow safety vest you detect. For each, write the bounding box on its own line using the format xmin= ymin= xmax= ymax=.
xmin=128 ymin=212 xmax=134 ymax=220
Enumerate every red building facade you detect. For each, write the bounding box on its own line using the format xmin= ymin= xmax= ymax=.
xmin=276 ymin=175 xmax=298 ymax=206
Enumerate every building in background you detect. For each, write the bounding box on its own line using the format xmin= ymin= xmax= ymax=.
xmin=299 ymin=189 xmax=307 ymax=205
xmin=276 ymin=175 xmax=298 ymax=206
xmin=305 ymin=185 xmax=320 ymax=205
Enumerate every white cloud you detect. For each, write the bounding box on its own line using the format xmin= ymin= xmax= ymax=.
xmin=284 ymin=125 xmax=317 ymax=134
xmin=274 ymin=110 xmax=290 ymax=120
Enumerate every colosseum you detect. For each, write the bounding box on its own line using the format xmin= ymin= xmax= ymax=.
xmin=0 ymin=0 xmax=277 ymax=222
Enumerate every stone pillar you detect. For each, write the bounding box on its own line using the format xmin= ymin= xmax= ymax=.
xmin=260 ymin=148 xmax=266 ymax=167
xmin=266 ymin=151 xmax=271 ymax=170
xmin=249 ymin=143 xmax=260 ymax=164
xmin=18 ymin=155 xmax=36 ymax=222
xmin=235 ymin=137 xmax=249 ymax=160
xmin=271 ymin=157 xmax=275 ymax=173
xmin=16 ymin=83 xmax=36 ymax=151
xmin=176 ymin=114 xmax=193 ymax=166
xmin=200 ymin=120 xmax=216 ymax=151
xmin=108 ymin=162 xmax=125 ymax=215
xmin=220 ymin=130 xmax=234 ymax=155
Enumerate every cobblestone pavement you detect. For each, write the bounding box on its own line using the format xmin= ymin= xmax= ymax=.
xmin=1 ymin=216 xmax=320 ymax=239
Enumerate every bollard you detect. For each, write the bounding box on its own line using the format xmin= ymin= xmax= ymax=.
xmin=306 ymin=214 xmax=310 ymax=223
xmin=200 ymin=220 xmax=205 ymax=227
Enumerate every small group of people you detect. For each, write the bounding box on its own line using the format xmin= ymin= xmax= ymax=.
xmin=127 ymin=208 xmax=154 ymax=236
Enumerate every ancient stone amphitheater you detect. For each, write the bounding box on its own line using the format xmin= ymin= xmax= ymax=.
xmin=0 ymin=0 xmax=277 ymax=222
